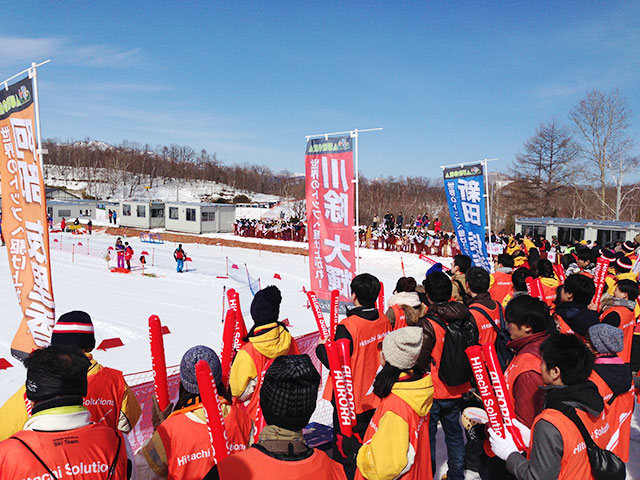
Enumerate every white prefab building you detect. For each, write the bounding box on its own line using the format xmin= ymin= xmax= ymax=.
xmin=516 ymin=217 xmax=640 ymax=246
xmin=118 ymin=201 xmax=165 ymax=229
xmin=47 ymin=200 xmax=98 ymax=223
xmin=164 ymin=202 xmax=236 ymax=234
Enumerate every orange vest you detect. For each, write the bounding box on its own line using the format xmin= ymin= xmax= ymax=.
xmin=84 ymin=366 xmax=126 ymax=429
xmin=0 ymin=423 xmax=127 ymax=478
xmin=355 ymin=392 xmax=431 ymax=480
xmin=158 ymin=403 xmax=252 ymax=480
xmin=240 ymin=338 xmax=300 ymax=420
xmin=531 ymin=407 xmax=610 ymax=480
xmin=427 ymin=318 xmax=471 ymax=399
xmin=539 ymin=281 xmax=558 ymax=307
xmin=554 ymin=314 xmax=584 ymax=341
xmin=218 ymin=446 xmax=346 ymax=479
xmin=600 ymin=306 xmax=635 ymax=363
xmin=489 ymin=271 xmax=513 ymax=305
xmin=588 ymin=370 xmax=633 ymax=462
xmin=469 ymin=302 xmax=502 ymax=346
xmin=504 ymin=352 xmax=541 ymax=414
xmin=391 ymin=305 xmax=407 ymax=330
xmin=323 ymin=313 xmax=391 ymax=414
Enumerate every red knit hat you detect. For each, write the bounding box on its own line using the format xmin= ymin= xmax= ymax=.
xmin=51 ymin=311 xmax=95 ymax=351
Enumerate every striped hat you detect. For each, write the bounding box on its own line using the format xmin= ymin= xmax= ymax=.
xmin=622 ymin=241 xmax=636 ymax=253
xmin=615 ymin=257 xmax=632 ymax=273
xmin=51 ymin=311 xmax=95 ymax=351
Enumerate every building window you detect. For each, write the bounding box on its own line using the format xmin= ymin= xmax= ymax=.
xmin=80 ymin=209 xmax=92 ymax=217
xmin=597 ymin=229 xmax=625 ymax=245
xmin=169 ymin=207 xmax=178 ymax=220
xmin=151 ymin=207 xmax=164 ymax=218
xmin=59 ymin=209 xmax=71 ymax=217
xmin=202 ymin=211 xmax=216 ymax=222
xmin=137 ymin=205 xmax=146 ymax=217
xmin=122 ymin=204 xmax=131 ymax=216
xmin=186 ymin=208 xmax=196 ymax=221
xmin=521 ymin=225 xmax=546 ymax=238
xmin=558 ymin=227 xmax=584 ymax=245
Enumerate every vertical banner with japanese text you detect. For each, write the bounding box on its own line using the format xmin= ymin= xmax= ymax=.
xmin=443 ymin=164 xmax=492 ymax=271
xmin=0 ymin=75 xmax=55 ymax=360
xmin=305 ymin=136 xmax=355 ymax=312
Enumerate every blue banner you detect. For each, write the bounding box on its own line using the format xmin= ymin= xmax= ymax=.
xmin=443 ymin=163 xmax=491 ymax=271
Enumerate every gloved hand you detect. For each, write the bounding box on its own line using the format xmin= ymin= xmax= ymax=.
xmin=512 ymin=419 xmax=531 ymax=449
xmin=151 ymin=395 xmax=174 ymax=430
xmin=488 ymin=426 xmax=519 ymax=461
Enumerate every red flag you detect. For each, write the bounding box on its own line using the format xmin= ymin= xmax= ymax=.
xmin=231 ymin=264 xmax=239 ymax=269
xmin=273 ymin=273 xmax=282 ymax=280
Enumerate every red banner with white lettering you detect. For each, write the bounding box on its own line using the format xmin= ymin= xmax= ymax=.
xmin=305 ymin=136 xmax=355 ymax=311
xmin=0 ymin=75 xmax=55 ymax=360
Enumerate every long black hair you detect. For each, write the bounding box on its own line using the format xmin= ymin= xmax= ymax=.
xmin=174 ymin=380 xmax=232 ymax=412
xmin=372 ymin=362 xmax=427 ymax=399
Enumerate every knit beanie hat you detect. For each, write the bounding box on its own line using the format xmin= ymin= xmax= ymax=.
xmin=622 ymin=241 xmax=636 ymax=253
xmin=588 ymin=323 xmax=624 ymax=355
xmin=259 ymin=354 xmax=320 ymax=431
xmin=382 ymin=326 xmax=424 ymax=370
xmin=615 ymin=257 xmax=632 ymax=272
xmin=600 ymin=248 xmax=616 ymax=261
xmin=51 ymin=311 xmax=96 ymax=352
xmin=25 ymin=345 xmax=91 ymax=401
xmin=426 ymin=263 xmax=443 ymax=276
xmin=250 ymin=285 xmax=282 ymax=326
xmin=180 ymin=346 xmax=222 ymax=394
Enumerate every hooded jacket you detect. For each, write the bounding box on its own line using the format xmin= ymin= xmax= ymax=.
xmin=356 ymin=374 xmax=433 ymax=480
xmin=385 ymin=292 xmax=425 ymax=328
xmin=506 ymin=382 xmax=604 ymax=480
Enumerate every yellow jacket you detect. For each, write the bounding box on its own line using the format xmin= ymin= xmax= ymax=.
xmin=0 ymin=354 xmax=140 ymax=441
xmin=229 ymin=323 xmax=295 ymax=400
xmin=607 ymin=272 xmax=639 ymax=295
xmin=356 ymin=375 xmax=434 ymax=480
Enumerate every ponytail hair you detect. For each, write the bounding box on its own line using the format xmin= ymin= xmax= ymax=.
xmin=372 ymin=362 xmax=428 ymax=399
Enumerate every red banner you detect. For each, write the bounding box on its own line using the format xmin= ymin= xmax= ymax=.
xmin=0 ymin=75 xmax=55 ymax=360
xmin=220 ymin=288 xmax=247 ymax=386
xmin=305 ymin=136 xmax=355 ymax=311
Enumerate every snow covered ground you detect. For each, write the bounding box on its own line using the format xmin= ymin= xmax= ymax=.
xmin=0 ymin=232 xmax=638 ymax=477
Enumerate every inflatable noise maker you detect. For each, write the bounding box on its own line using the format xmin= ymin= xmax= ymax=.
xmin=307 ymin=290 xmax=357 ymax=438
xmin=465 ymin=344 xmax=527 ymax=453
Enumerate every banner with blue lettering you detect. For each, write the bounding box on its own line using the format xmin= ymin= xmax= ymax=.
xmin=443 ymin=164 xmax=491 ymax=271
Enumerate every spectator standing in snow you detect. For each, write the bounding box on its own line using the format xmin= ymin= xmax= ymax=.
xmin=108 ymin=209 xmax=113 ymax=223
xmin=116 ymin=238 xmax=125 ymax=269
xmin=174 ymin=244 xmax=186 ymax=272
xmin=0 ymin=345 xmax=131 ymax=478
xmin=112 ymin=209 xmax=118 ymax=224
xmin=124 ymin=242 xmax=134 ymax=271
xmin=61 ymin=217 xmax=66 ymax=232
xmin=87 ymin=219 xmax=92 ymax=235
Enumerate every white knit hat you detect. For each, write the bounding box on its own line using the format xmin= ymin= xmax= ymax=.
xmin=382 ymin=326 xmax=424 ymax=370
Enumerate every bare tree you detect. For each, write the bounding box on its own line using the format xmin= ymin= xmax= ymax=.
xmin=570 ymin=89 xmax=634 ymax=219
xmin=507 ymin=121 xmax=577 ymax=216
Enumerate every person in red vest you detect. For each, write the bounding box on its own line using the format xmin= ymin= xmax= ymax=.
xmin=0 ymin=345 xmax=130 ymax=478
xmin=536 ymin=259 xmax=560 ymax=308
xmin=356 ymin=326 xmax=435 ymax=480
xmin=385 ymin=276 xmax=425 ymax=329
xmin=316 ymin=273 xmax=391 ymax=479
xmin=600 ymin=279 xmax=639 ymax=363
xmin=489 ymin=334 xmax=607 ymax=480
xmin=586 ymin=324 xmax=633 ymax=462
xmin=489 ymin=253 xmax=514 ymax=305
xmin=466 ymin=266 xmax=504 ymax=346
xmin=137 ymin=345 xmax=252 ymax=479
xmin=212 ymin=355 xmax=346 ymax=479
xmin=550 ymin=273 xmax=599 ymax=337
xmin=230 ymin=286 xmax=299 ymax=422
xmin=418 ymin=271 xmax=475 ymax=480
xmin=0 ymin=310 xmax=141 ymax=442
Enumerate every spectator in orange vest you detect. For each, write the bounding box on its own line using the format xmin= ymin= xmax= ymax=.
xmin=137 ymin=345 xmax=252 ymax=479
xmin=551 ymin=274 xmax=599 ymax=337
xmin=466 ymin=266 xmax=504 ymax=346
xmin=0 ymin=310 xmax=141 ymax=442
xmin=385 ymin=276 xmax=425 ymax=329
xmin=489 ymin=253 xmax=515 ymax=305
xmin=489 ymin=334 xmax=608 ymax=480
xmin=212 ymin=355 xmax=346 ymax=479
xmin=0 ymin=345 xmax=131 ymax=478
xmin=601 ymin=279 xmax=639 ymax=363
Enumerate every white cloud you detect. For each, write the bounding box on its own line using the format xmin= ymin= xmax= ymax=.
xmin=0 ymin=35 xmax=63 ymax=67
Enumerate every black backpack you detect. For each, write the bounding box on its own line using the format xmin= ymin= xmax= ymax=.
xmin=469 ymin=303 xmax=514 ymax=371
xmin=428 ymin=311 xmax=479 ymax=386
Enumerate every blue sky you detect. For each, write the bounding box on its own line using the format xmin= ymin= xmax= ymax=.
xmin=1 ymin=1 xmax=639 ymax=178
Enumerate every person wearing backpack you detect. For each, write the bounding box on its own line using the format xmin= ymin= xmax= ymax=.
xmin=466 ymin=266 xmax=505 ymax=347
xmin=488 ymin=334 xmax=620 ymax=480
xmin=418 ymin=271 xmax=477 ymax=480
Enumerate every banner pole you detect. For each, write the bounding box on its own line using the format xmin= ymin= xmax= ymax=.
xmin=353 ymin=129 xmax=360 ymax=273
xmin=30 ymin=62 xmax=48 ymax=178
xmin=483 ymin=159 xmax=492 ymax=235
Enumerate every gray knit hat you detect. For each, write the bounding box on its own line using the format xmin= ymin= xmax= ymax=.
xmin=382 ymin=326 xmax=424 ymax=370
xmin=588 ymin=324 xmax=624 ymax=355
xmin=180 ymin=345 xmax=222 ymax=394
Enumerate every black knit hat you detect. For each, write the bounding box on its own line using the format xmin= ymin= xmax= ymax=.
xmin=622 ymin=241 xmax=636 ymax=253
xmin=615 ymin=257 xmax=632 ymax=273
xmin=259 ymin=354 xmax=320 ymax=431
xmin=51 ymin=311 xmax=96 ymax=352
xmin=250 ymin=286 xmax=282 ymax=326
xmin=25 ymin=345 xmax=91 ymax=401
